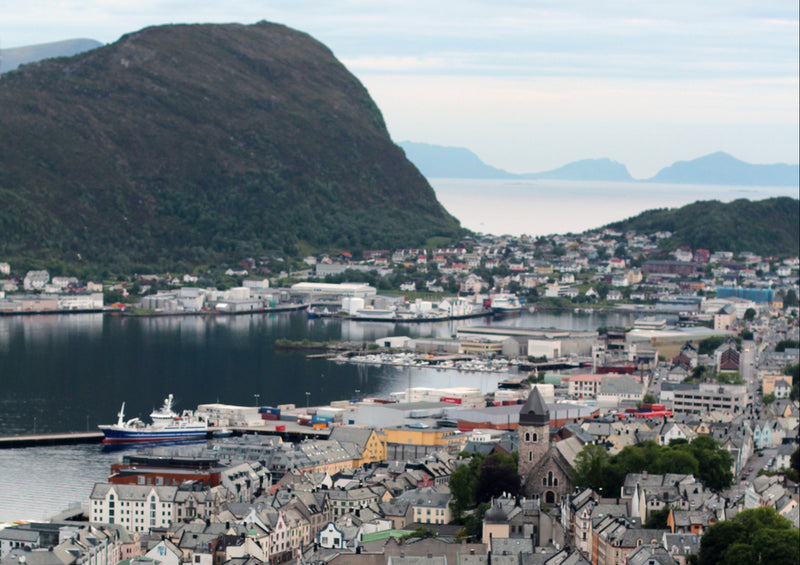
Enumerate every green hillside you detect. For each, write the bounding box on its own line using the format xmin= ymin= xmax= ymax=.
xmin=0 ymin=22 xmax=462 ymax=272
xmin=606 ymin=197 xmax=799 ymax=256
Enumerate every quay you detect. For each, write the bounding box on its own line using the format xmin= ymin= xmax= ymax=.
xmin=0 ymin=424 xmax=329 ymax=450
xmin=0 ymin=431 xmax=105 ymax=449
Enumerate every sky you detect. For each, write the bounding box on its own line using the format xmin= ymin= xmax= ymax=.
xmin=2 ymin=1 xmax=798 ymax=178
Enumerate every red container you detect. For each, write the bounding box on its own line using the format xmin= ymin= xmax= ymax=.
xmin=275 ymin=425 xmax=286 ymax=432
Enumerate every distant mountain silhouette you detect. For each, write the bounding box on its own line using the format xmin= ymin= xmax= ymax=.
xmin=520 ymin=158 xmax=632 ymax=181
xmin=399 ymin=142 xmax=798 ymax=186
xmin=398 ymin=141 xmax=517 ymax=179
xmin=1 ymin=39 xmax=103 ymax=73
xmin=647 ymin=151 xmax=799 ymax=186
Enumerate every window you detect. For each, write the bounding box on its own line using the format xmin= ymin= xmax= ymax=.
xmin=525 ymin=432 xmax=530 ymax=442
xmin=532 ymin=433 xmax=538 ymax=442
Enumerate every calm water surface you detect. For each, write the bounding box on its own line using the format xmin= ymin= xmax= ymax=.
xmin=431 ymin=178 xmax=798 ymax=236
xmin=0 ymin=308 xmax=637 ymax=521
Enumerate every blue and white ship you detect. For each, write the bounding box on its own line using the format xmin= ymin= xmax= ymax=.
xmin=98 ymin=394 xmax=207 ymax=443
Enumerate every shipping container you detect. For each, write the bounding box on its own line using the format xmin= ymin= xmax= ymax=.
xmin=312 ymin=423 xmax=327 ymax=430
xmin=311 ymin=415 xmax=333 ymax=424
xmin=440 ymin=397 xmax=463 ymax=405
xmin=279 ymin=413 xmax=296 ymax=421
xmin=275 ymin=425 xmax=286 ymax=432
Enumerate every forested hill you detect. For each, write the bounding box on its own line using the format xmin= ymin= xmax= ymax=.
xmin=0 ymin=22 xmax=462 ymax=271
xmin=606 ymin=198 xmax=799 ymax=256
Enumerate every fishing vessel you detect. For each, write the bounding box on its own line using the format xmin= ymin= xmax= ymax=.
xmin=98 ymin=394 xmax=208 ymax=443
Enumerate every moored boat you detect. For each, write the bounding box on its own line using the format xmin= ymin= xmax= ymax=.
xmin=487 ymin=292 xmax=524 ymax=317
xmin=98 ymin=395 xmax=207 ymax=443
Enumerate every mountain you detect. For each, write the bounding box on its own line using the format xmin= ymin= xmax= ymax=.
xmin=398 ymin=141 xmax=631 ymax=181
xmin=606 ymin=197 xmax=799 ymax=256
xmin=398 ymin=142 xmax=798 ymax=186
xmin=397 ymin=141 xmax=517 ymax=179
xmin=1 ymin=39 xmax=103 ymax=73
xmin=0 ymin=23 xmax=462 ymax=271
xmin=648 ymin=152 xmax=800 ymax=186
xmin=520 ymin=158 xmax=632 ymax=181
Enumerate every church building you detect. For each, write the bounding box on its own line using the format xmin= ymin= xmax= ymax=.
xmin=517 ymin=387 xmax=572 ymax=504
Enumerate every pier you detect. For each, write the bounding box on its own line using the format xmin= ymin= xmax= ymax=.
xmin=0 ymin=431 xmax=105 ymax=449
xmin=0 ymin=424 xmax=330 ymax=449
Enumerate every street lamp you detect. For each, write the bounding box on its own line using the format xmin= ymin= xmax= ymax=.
xmin=305 ymin=391 xmax=310 ymax=409
xmin=254 ymin=393 xmax=260 ymax=407
xmin=355 ymin=389 xmax=360 ymax=400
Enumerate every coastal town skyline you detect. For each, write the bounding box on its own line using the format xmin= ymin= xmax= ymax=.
xmin=2 ymin=0 xmax=798 ymax=178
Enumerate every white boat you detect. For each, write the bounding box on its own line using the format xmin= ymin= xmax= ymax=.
xmin=488 ymin=292 xmax=524 ymax=317
xmin=98 ymin=394 xmax=207 ymax=443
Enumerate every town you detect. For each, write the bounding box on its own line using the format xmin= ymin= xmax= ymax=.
xmin=0 ymin=223 xmax=798 ymax=565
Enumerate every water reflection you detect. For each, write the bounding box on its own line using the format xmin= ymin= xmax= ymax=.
xmin=0 ymin=309 xmax=637 ymax=435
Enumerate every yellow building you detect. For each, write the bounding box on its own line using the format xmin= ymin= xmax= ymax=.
xmin=762 ymin=374 xmax=793 ymax=396
xmin=382 ymin=426 xmax=467 ymax=459
xmin=328 ymin=426 xmax=387 ymax=467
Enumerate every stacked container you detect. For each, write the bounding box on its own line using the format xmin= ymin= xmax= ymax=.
xmin=259 ymin=406 xmax=281 ymax=421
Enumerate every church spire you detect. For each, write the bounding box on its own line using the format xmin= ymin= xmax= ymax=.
xmin=519 ymin=386 xmax=549 ymax=427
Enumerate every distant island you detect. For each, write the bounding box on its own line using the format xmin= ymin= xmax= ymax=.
xmin=0 ymin=39 xmax=103 ymax=73
xmin=398 ymin=141 xmax=800 ymax=186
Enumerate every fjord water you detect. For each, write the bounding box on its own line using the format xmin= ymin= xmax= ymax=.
xmin=0 ymin=310 xmax=636 ymax=436
xmin=430 ymin=178 xmax=799 ymax=236
xmin=0 ymin=309 xmax=640 ymax=521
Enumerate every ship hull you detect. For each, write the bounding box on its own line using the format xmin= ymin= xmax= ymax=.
xmin=98 ymin=425 xmax=207 ymax=443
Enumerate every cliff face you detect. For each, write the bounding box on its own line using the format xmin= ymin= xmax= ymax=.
xmin=0 ymin=22 xmax=461 ymax=269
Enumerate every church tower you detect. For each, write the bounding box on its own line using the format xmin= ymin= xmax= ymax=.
xmin=518 ymin=386 xmax=550 ymax=481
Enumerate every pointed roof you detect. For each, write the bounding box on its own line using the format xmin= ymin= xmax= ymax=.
xmin=519 ymin=387 xmax=549 ymax=426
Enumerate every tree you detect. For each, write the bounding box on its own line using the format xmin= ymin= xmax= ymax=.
xmin=762 ymin=393 xmax=776 ymax=405
xmin=699 ymin=507 xmax=799 ymax=565
xmin=775 ymin=339 xmax=799 ymax=352
xmin=784 ymin=288 xmax=798 ymax=308
xmin=644 ymin=505 xmax=671 ymax=529
xmin=641 ymin=393 xmax=656 ymax=405
xmin=571 ymin=444 xmax=612 ymax=492
xmin=450 ymin=452 xmax=520 ymax=520
xmin=743 ymin=307 xmax=756 ymax=321
xmin=449 ymin=455 xmax=482 ymax=520
xmin=475 ymin=453 xmax=520 ymax=504
xmin=689 ymin=436 xmax=733 ymax=493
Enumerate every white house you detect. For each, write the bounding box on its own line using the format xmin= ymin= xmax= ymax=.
xmin=317 ymin=522 xmax=345 ymax=549
xmin=23 ymin=270 xmax=49 ymax=291
xmin=89 ymin=484 xmax=177 ymax=533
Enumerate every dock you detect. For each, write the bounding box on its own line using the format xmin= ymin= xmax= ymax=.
xmin=0 ymin=431 xmax=105 ymax=449
xmin=0 ymin=424 xmax=331 ymax=449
